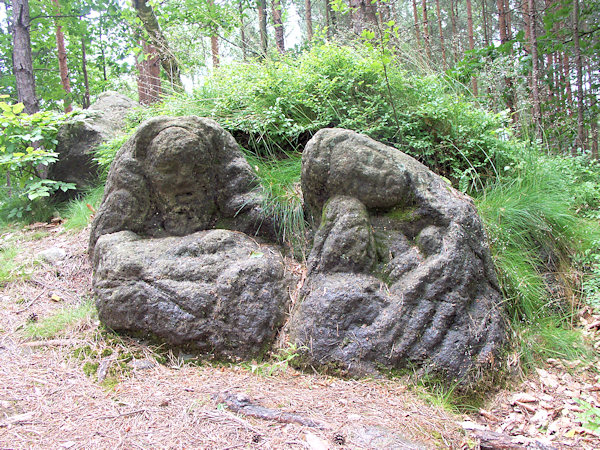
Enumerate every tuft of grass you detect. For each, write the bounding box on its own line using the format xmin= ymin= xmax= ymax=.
xmin=61 ymin=185 xmax=105 ymax=231
xmin=245 ymin=152 xmax=307 ymax=257
xmin=24 ymin=300 xmax=96 ymax=340
xmin=0 ymin=245 xmax=21 ymax=286
xmin=476 ymin=147 xmax=600 ymax=370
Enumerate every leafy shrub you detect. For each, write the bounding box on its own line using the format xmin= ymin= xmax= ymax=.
xmin=0 ymin=97 xmax=74 ymax=222
xmin=142 ymin=43 xmax=508 ymax=181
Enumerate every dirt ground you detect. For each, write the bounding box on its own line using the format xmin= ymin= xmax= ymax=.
xmin=1 ymin=224 xmax=599 ymax=449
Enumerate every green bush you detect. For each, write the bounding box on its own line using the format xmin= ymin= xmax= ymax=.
xmin=142 ymin=43 xmax=507 ymax=181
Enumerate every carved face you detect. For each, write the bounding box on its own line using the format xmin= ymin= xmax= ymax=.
xmin=145 ymin=126 xmax=217 ymax=234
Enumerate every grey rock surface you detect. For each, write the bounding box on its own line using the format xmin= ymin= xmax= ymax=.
xmin=288 ymin=128 xmax=504 ymax=380
xmin=38 ymin=247 xmax=67 ymax=264
xmin=93 ymin=229 xmax=289 ymax=358
xmin=48 ymin=91 xmax=136 ymax=192
xmin=89 ymin=116 xmax=275 ymax=255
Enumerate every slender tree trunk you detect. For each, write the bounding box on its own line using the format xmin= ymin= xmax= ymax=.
xmin=238 ymin=0 xmax=247 ymax=60
xmin=591 ymin=97 xmax=598 ymax=159
xmin=132 ymin=0 xmax=182 ymax=90
xmin=573 ymin=0 xmax=585 ymax=151
xmin=422 ymin=0 xmax=432 ymax=58
xmin=305 ymin=0 xmax=313 ymax=42
xmin=481 ymin=0 xmax=489 ymax=46
xmin=466 ymin=0 xmax=477 ymax=95
xmin=327 ymin=0 xmax=336 ymax=36
xmin=412 ymin=0 xmax=422 ymax=47
xmin=81 ymin=37 xmax=90 ymax=108
xmin=11 ymin=0 xmax=38 ymax=114
xmin=449 ymin=0 xmax=457 ymax=62
xmin=497 ymin=0 xmax=506 ymax=42
xmin=272 ymin=0 xmax=284 ymax=53
xmin=528 ymin=0 xmax=541 ymax=136
xmin=207 ymin=0 xmax=220 ymax=66
xmin=136 ymin=40 xmax=161 ymax=104
xmin=211 ymin=36 xmax=220 ymax=67
xmin=435 ymin=0 xmax=446 ymax=69
xmin=350 ymin=0 xmax=378 ymax=35
xmin=51 ymin=0 xmax=71 ymax=112
xmin=257 ymin=0 xmax=268 ymax=56
xmin=99 ymin=18 xmax=107 ymax=81
xmin=561 ymin=52 xmax=573 ymax=109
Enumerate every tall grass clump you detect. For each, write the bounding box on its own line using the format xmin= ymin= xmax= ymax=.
xmin=476 ymin=145 xmax=600 ymax=368
xmin=244 ymin=152 xmax=305 ymax=256
xmin=61 ymin=185 xmax=105 ymax=231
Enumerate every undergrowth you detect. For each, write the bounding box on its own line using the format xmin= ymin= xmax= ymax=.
xmin=476 ymin=145 xmax=600 ymax=371
xmin=24 ymin=299 xmax=96 ymax=340
xmin=144 ymin=43 xmax=506 ymax=181
xmin=61 ymin=185 xmax=105 ymax=231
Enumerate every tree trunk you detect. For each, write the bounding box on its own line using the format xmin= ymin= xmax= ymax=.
xmin=481 ymin=0 xmax=489 ymax=46
xmin=305 ymin=0 xmax=313 ymax=42
xmin=51 ymin=0 xmax=72 ymax=113
xmin=132 ymin=0 xmax=182 ymax=90
xmin=257 ymin=0 xmax=268 ymax=56
xmin=327 ymin=1 xmax=337 ymax=37
xmin=466 ymin=0 xmax=477 ymax=96
xmin=412 ymin=0 xmax=422 ymax=47
xmin=136 ymin=40 xmax=161 ymax=104
xmin=272 ymin=0 xmax=284 ymax=53
xmin=81 ymin=37 xmax=90 ymax=109
xmin=573 ymin=0 xmax=585 ymax=151
xmin=504 ymin=0 xmax=512 ymax=39
xmin=11 ymin=0 xmax=38 ymax=114
xmin=99 ymin=17 xmax=107 ymax=81
xmin=528 ymin=0 xmax=541 ymax=136
xmin=350 ymin=0 xmax=378 ymax=35
xmin=422 ymin=0 xmax=432 ymax=58
xmin=238 ymin=0 xmax=247 ymax=60
xmin=435 ymin=0 xmax=446 ymax=69
xmin=561 ymin=52 xmax=573 ymax=110
xmin=449 ymin=0 xmax=457 ymax=62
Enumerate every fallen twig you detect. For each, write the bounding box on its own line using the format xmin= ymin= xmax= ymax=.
xmin=214 ymin=392 xmax=326 ymax=429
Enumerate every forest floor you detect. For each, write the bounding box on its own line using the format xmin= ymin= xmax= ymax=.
xmin=1 ymin=224 xmax=599 ymax=449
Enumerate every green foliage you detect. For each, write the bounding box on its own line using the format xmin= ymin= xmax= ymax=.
xmin=0 ymin=245 xmax=21 ymax=286
xmin=476 ymin=145 xmax=600 ymax=368
xmin=242 ymin=343 xmax=307 ymax=377
xmin=23 ymin=300 xmax=96 ymax=339
xmin=95 ymin=133 xmax=131 ymax=176
xmin=146 ymin=43 xmax=507 ymax=180
xmin=0 ymin=98 xmax=75 ymax=221
xmin=61 ymin=185 xmax=105 ymax=231
xmin=577 ymin=400 xmax=600 ymax=432
xmin=244 ymin=152 xmax=305 ymax=255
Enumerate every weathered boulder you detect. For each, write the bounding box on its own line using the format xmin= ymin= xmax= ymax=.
xmin=48 ymin=91 xmax=136 ymax=191
xmin=90 ymin=116 xmax=289 ymax=359
xmin=89 ymin=116 xmax=275 ymax=254
xmin=93 ymin=229 xmax=289 ymax=358
xmin=288 ymin=129 xmax=504 ymax=380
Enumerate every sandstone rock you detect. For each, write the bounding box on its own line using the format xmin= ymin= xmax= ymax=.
xmin=288 ymin=128 xmax=504 ymax=380
xmin=93 ymin=229 xmax=289 ymax=358
xmin=38 ymin=247 xmax=67 ymax=264
xmin=48 ymin=91 xmax=136 ymax=192
xmin=89 ymin=116 xmax=274 ymax=254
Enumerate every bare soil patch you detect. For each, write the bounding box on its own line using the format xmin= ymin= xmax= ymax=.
xmin=1 ymin=225 xmax=599 ymax=449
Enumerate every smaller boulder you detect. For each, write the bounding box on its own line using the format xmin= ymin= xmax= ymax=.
xmin=48 ymin=91 xmax=136 ymax=192
xmin=38 ymin=247 xmax=67 ymax=265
